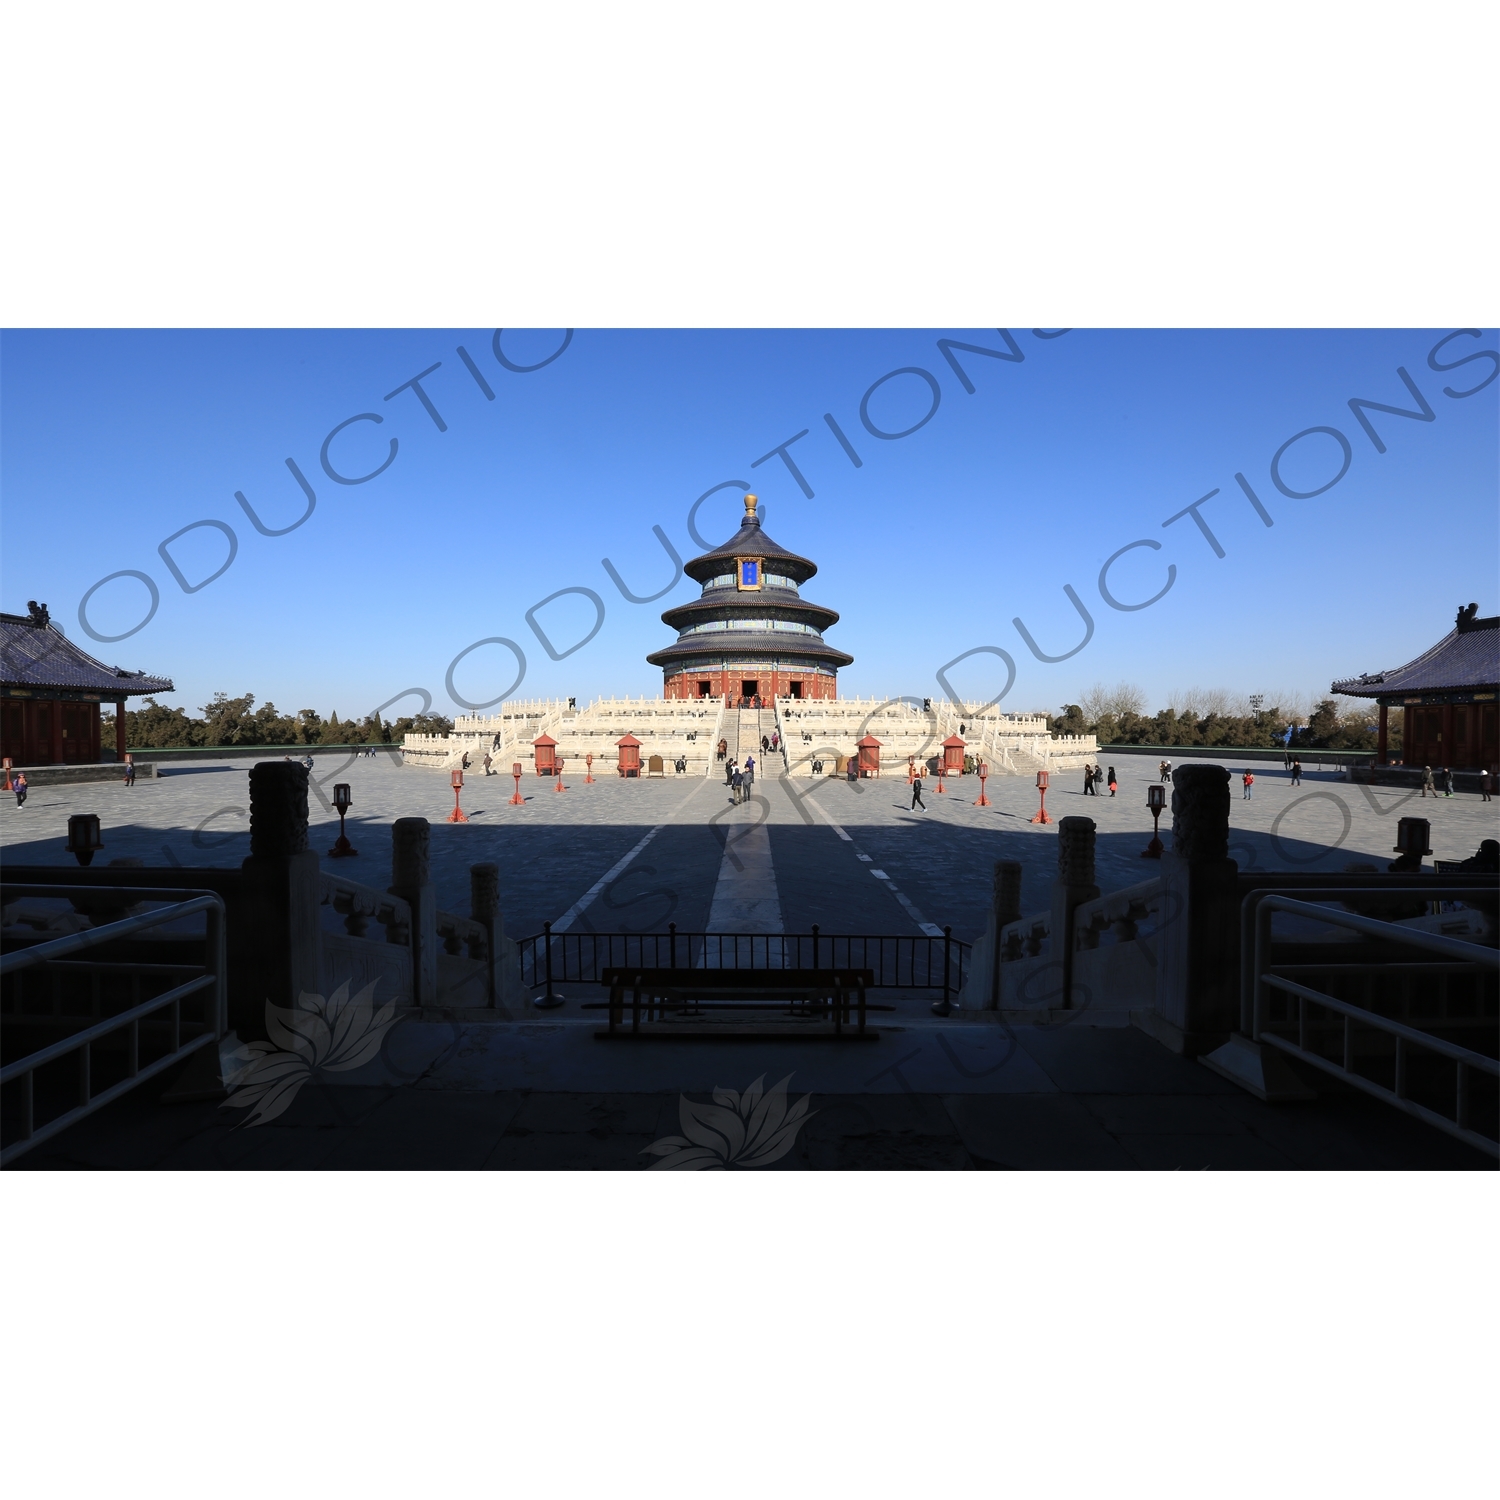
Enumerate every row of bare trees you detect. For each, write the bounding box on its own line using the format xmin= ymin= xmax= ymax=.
xmin=1044 ymin=682 xmax=1384 ymax=752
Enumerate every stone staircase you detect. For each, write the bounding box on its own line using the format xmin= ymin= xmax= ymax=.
xmin=726 ymin=707 xmax=787 ymax=771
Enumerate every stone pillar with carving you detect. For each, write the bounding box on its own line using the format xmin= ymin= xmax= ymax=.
xmin=470 ymin=861 xmax=499 ymax=1007
xmin=470 ymin=860 xmax=526 ymax=1014
xmin=1050 ymin=817 xmax=1100 ymax=1009
xmin=1147 ymin=763 xmax=1237 ymax=1054
xmin=391 ymin=817 xmax=437 ymax=1006
xmin=238 ymin=761 xmax=322 ymax=1041
xmin=985 ymin=860 xmax=1022 ymax=1008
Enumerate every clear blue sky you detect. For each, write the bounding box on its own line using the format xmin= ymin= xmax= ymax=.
xmin=2 ymin=328 xmax=1495 ymax=724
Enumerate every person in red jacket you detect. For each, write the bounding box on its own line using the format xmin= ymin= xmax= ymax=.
xmin=1242 ymin=770 xmax=1254 ymax=800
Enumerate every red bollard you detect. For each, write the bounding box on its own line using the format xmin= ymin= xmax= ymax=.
xmin=554 ymin=756 xmax=567 ymax=792
xmin=447 ymin=767 xmax=470 ymax=823
xmin=975 ymin=761 xmax=990 ymax=807
xmin=585 ymin=752 xmax=595 ymax=784
xmin=509 ymin=761 xmax=524 ymax=806
xmin=936 ymin=764 xmax=947 ymax=793
xmin=1029 ymin=768 xmax=1052 ymax=825
xmin=1 ymin=757 xmax=11 ymax=792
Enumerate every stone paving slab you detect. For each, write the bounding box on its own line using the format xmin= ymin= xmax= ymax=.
xmin=941 ymin=1094 xmax=1141 ymax=1170
xmin=10 ymin=1021 xmax=1493 ymax=1170
xmin=345 ymin=1015 xmax=1059 ymax=1097
xmin=5 ymin=753 xmax=1496 ymax=948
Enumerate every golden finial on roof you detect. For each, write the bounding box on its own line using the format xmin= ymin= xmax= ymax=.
xmin=744 ymin=493 xmax=759 ymax=518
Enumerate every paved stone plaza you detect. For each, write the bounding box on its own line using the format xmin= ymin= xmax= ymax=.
xmin=4 ymin=751 xmax=1497 ymax=945
xmin=6 ymin=752 xmax=1495 ymax=1169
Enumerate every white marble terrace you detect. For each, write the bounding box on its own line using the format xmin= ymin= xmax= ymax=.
xmin=403 ymin=695 xmax=1097 ymax=778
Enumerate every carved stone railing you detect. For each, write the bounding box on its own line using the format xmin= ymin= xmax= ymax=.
xmin=1072 ymin=877 xmax=1164 ymax=951
xmin=436 ymin=908 xmax=488 ymax=960
xmin=999 ymin=912 xmax=1049 ymax=962
xmin=319 ymin=871 xmax=411 ymax=944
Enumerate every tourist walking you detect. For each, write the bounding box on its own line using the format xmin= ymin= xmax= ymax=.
xmin=761 ymin=735 xmax=769 ymax=754
xmin=124 ymin=759 xmax=136 ymax=787
xmin=1481 ymin=767 xmax=1493 ymax=802
xmin=1242 ymin=770 xmax=1254 ymax=800
xmin=13 ymin=771 xmax=27 ymax=808
xmin=911 ymin=772 xmax=926 ymax=810
xmin=482 ymin=753 xmax=493 ymax=776
xmin=743 ymin=760 xmax=755 ymax=795
xmin=1084 ymin=765 xmax=1095 ymax=795
xmin=1420 ymin=765 xmax=1437 ymax=797
xmin=1442 ymin=766 xmax=1455 ymax=797
xmin=1290 ymin=758 xmax=1302 ymax=787
xmin=731 ymin=768 xmax=744 ymax=804
xmin=1107 ymin=765 xmax=1117 ymax=796
xmin=1159 ymin=759 xmax=1172 ymax=783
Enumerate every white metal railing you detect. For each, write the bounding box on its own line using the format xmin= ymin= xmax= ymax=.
xmin=1250 ymin=894 xmax=1499 ymax=1158
xmin=1 ymin=886 xmax=227 ymax=1165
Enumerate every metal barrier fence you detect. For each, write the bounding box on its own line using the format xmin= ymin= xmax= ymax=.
xmin=1250 ymin=894 xmax=1499 ymax=1159
xmin=518 ymin=922 xmax=968 ymax=1008
xmin=1 ymin=885 xmax=226 ymax=1166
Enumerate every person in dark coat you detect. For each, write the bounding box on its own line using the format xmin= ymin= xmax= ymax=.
xmin=911 ymin=769 xmax=926 ymax=810
xmin=1420 ymin=766 xmax=1437 ymax=797
xmin=13 ymin=771 xmax=27 ymax=807
xmin=1107 ymin=766 xmax=1117 ymax=796
xmin=1290 ymin=758 xmax=1302 ymax=787
xmin=1442 ymin=766 xmax=1455 ymax=797
xmin=731 ymin=768 xmax=744 ymax=804
xmin=1481 ymin=767 xmax=1493 ymax=802
xmin=1083 ymin=765 xmax=1095 ymax=795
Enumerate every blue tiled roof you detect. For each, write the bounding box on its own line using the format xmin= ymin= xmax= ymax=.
xmin=1333 ymin=616 xmax=1499 ymax=697
xmin=0 ymin=613 xmax=173 ymax=695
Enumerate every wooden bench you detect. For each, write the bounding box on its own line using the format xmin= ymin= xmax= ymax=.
xmin=592 ymin=966 xmax=883 ymax=1039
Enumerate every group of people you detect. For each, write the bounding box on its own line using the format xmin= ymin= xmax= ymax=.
xmin=760 ymin=731 xmax=781 ymax=754
xmin=1421 ymin=765 xmax=1460 ymax=798
xmin=724 ymin=753 xmax=756 ymax=803
xmin=1082 ymin=764 xmax=1117 ymax=796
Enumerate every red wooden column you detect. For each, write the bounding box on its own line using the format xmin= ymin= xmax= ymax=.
xmin=1376 ymin=703 xmax=1388 ymax=766
xmin=115 ymin=698 xmax=127 ymax=762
